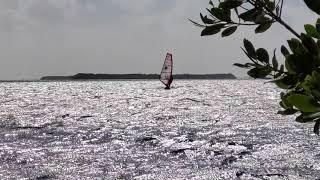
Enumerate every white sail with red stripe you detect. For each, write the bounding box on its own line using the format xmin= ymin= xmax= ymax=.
xmin=159 ymin=53 xmax=173 ymax=89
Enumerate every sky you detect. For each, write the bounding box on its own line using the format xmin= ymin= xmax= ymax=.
xmin=0 ymin=0 xmax=317 ymax=80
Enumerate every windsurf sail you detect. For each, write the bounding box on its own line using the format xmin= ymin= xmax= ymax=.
xmin=159 ymin=53 xmax=173 ymax=88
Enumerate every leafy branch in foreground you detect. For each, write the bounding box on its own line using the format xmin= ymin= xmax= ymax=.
xmin=191 ymin=0 xmax=320 ymax=135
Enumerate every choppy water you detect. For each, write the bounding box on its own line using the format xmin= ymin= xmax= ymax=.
xmin=0 ymin=80 xmax=320 ymax=179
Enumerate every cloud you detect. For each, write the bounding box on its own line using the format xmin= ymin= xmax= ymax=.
xmin=110 ymin=0 xmax=157 ymax=14
xmin=0 ymin=0 xmax=318 ymax=80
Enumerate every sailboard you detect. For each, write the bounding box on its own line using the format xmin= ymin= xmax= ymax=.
xmin=159 ymin=52 xmax=173 ymax=89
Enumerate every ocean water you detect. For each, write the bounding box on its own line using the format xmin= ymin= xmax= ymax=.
xmin=0 ymin=80 xmax=319 ymax=179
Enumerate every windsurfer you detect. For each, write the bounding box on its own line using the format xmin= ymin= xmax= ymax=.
xmin=160 ymin=52 xmax=173 ymax=89
xmin=164 ymin=76 xmax=173 ymax=89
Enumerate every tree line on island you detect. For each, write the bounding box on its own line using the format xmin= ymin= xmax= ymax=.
xmin=41 ymin=73 xmax=237 ymax=80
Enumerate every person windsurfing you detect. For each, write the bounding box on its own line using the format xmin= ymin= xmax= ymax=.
xmin=160 ymin=53 xmax=173 ymax=89
xmin=164 ymin=75 xmax=173 ymax=89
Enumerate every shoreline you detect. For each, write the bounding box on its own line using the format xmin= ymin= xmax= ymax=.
xmin=0 ymin=79 xmax=244 ymax=83
xmin=40 ymin=73 xmax=237 ymax=81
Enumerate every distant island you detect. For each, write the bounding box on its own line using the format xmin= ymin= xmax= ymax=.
xmin=40 ymin=73 xmax=237 ymax=80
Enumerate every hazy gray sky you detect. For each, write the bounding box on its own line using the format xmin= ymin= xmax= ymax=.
xmin=0 ymin=0 xmax=317 ymax=80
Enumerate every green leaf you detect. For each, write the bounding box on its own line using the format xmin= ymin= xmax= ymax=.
xmin=247 ymin=66 xmax=272 ymax=78
xmin=280 ymin=93 xmax=294 ymax=109
xmin=265 ymin=0 xmax=276 ymax=11
xmin=233 ymin=63 xmax=254 ymax=68
xmin=241 ymin=47 xmax=256 ymax=63
xmin=256 ymin=48 xmax=269 ymax=64
xmin=210 ymin=7 xmax=231 ymax=22
xmin=274 ymin=75 xmax=297 ymax=89
xmin=304 ymin=0 xmax=320 ymax=15
xmin=279 ymin=64 xmax=284 ymax=73
xmin=285 ymin=55 xmax=299 ymax=74
xmin=275 ymin=80 xmax=290 ymax=89
xmin=312 ymin=90 xmax=320 ymax=100
xmin=239 ymin=9 xmax=257 ymax=21
xmin=287 ymin=94 xmax=320 ymax=112
xmin=281 ymin=45 xmax=290 ymax=56
xmin=287 ymin=38 xmax=301 ymax=54
xmin=200 ymin=13 xmax=215 ymax=24
xmin=285 ymin=54 xmax=313 ymax=74
xmin=272 ymin=49 xmax=278 ymax=70
xmin=277 ymin=109 xmax=298 ymax=115
xmin=243 ymin=39 xmax=256 ymax=58
xmin=221 ymin=26 xmax=237 ymax=37
xmin=295 ymin=113 xmax=316 ymax=123
xmin=303 ymin=112 xmax=320 ymax=120
xmin=286 ymin=52 xmax=314 ymax=74
xmin=301 ymin=33 xmax=319 ymax=55
xmin=189 ymin=19 xmax=206 ymax=28
xmin=304 ymin=24 xmax=320 ymax=39
xmin=316 ymin=23 xmax=320 ymax=33
xmin=254 ymin=15 xmax=271 ymax=24
xmin=301 ymin=75 xmax=314 ymax=93
xmin=280 ymin=101 xmax=289 ymax=109
xmin=222 ymin=8 xmax=231 ymax=22
xmin=317 ymin=39 xmax=320 ymax=48
xmin=220 ymin=0 xmax=243 ymax=9
xmin=209 ymin=8 xmax=222 ymax=21
xmin=255 ymin=22 xmax=272 ymax=33
xmin=201 ymin=24 xmax=225 ymax=36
